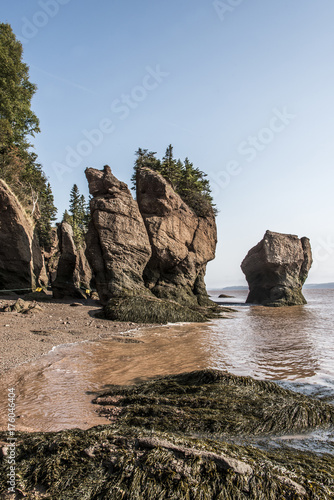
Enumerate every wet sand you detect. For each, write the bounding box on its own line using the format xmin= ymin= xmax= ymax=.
xmin=0 ymin=295 xmax=144 ymax=375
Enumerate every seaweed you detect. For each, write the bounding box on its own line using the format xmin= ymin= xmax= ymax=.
xmin=103 ymin=296 xmax=227 ymax=324
xmin=1 ymin=370 xmax=334 ymax=499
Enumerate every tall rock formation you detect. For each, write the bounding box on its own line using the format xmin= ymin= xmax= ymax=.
xmin=136 ymin=167 xmax=217 ymax=306
xmin=85 ymin=166 xmax=152 ymax=305
xmin=241 ymin=230 xmax=313 ymax=306
xmin=0 ymin=180 xmax=46 ymax=294
xmin=52 ymin=222 xmax=91 ymax=299
xmin=43 ymin=227 xmax=60 ymax=283
xmin=84 ymin=166 xmax=217 ymax=322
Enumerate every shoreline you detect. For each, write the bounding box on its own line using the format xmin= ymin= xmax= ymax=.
xmin=0 ymin=295 xmax=147 ymax=376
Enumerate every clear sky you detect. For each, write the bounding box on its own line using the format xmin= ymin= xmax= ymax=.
xmin=2 ymin=0 xmax=334 ymax=287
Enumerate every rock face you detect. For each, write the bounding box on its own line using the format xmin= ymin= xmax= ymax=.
xmin=84 ymin=166 xmax=216 ymax=321
xmin=43 ymin=227 xmax=60 ymax=283
xmin=75 ymin=244 xmax=93 ymax=290
xmin=241 ymin=230 xmax=312 ymax=306
xmin=52 ymin=222 xmax=91 ymax=299
xmin=136 ymin=167 xmax=217 ymax=306
xmin=0 ymin=180 xmax=46 ymax=294
xmin=85 ymin=166 xmax=152 ymax=304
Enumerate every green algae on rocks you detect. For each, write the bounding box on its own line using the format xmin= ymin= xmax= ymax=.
xmin=3 ymin=425 xmax=334 ymax=499
xmin=104 ymin=296 xmax=227 ymax=323
xmin=1 ymin=369 xmax=334 ymax=499
xmin=93 ymin=369 xmax=334 ymax=437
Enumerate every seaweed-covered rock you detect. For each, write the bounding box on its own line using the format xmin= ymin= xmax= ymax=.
xmin=94 ymin=369 xmax=334 ymax=437
xmin=85 ymin=165 xmax=152 ymax=305
xmin=52 ymin=222 xmax=87 ymax=299
xmin=136 ymin=167 xmax=217 ymax=306
xmin=84 ymin=166 xmax=221 ymax=323
xmin=0 ymin=180 xmax=46 ymax=294
xmin=1 ymin=370 xmax=334 ymax=499
xmin=104 ymin=296 xmax=207 ymax=323
xmin=241 ymin=230 xmax=313 ymax=306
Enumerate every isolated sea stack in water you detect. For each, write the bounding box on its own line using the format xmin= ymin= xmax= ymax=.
xmin=241 ymin=230 xmax=312 ymax=306
xmin=85 ymin=165 xmax=216 ymax=323
xmin=0 ymin=180 xmax=46 ymax=294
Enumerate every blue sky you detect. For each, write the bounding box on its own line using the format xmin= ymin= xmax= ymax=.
xmin=2 ymin=0 xmax=334 ymax=286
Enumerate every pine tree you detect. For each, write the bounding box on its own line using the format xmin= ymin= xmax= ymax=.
xmin=132 ymin=146 xmax=217 ymax=217
xmin=62 ymin=209 xmax=72 ymax=225
xmin=0 ymin=23 xmax=57 ymax=247
xmin=0 ymin=23 xmax=40 ymax=151
xmin=83 ymin=195 xmax=92 ymax=231
xmin=131 ymin=148 xmax=161 ymax=189
xmin=67 ymin=185 xmax=88 ymax=246
xmin=160 ymin=144 xmax=181 ymax=188
xmin=36 ymin=183 xmax=57 ymax=249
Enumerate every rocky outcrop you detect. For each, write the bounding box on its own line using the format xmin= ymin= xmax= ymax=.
xmin=0 ymin=180 xmax=46 ymax=294
xmin=75 ymin=244 xmax=93 ymax=290
xmin=241 ymin=230 xmax=313 ymax=306
xmin=85 ymin=165 xmax=152 ymax=304
xmin=136 ymin=167 xmax=217 ymax=306
xmin=43 ymin=227 xmax=60 ymax=284
xmin=85 ymin=166 xmax=217 ymax=322
xmin=52 ymin=222 xmax=91 ymax=299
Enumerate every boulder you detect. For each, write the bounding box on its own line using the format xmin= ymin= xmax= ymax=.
xmin=3 ymin=298 xmax=44 ymax=314
xmin=85 ymin=165 xmax=152 ymax=305
xmin=0 ymin=180 xmax=46 ymax=294
xmin=241 ymin=230 xmax=313 ymax=306
xmin=136 ymin=167 xmax=217 ymax=306
xmin=52 ymin=222 xmax=87 ymax=299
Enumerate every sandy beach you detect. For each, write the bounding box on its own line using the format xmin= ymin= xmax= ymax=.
xmin=0 ymin=295 xmax=143 ymax=375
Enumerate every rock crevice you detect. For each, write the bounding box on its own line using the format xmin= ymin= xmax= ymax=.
xmin=52 ymin=222 xmax=92 ymax=299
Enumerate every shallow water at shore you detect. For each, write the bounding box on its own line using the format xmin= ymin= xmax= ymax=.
xmin=0 ymin=289 xmax=333 ymax=448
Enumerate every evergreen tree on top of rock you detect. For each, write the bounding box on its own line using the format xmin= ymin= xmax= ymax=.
xmin=131 ymin=145 xmax=217 ymax=217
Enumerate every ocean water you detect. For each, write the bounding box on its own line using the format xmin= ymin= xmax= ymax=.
xmin=0 ymin=288 xmax=333 ymax=452
xmin=208 ymin=288 xmax=334 ymax=391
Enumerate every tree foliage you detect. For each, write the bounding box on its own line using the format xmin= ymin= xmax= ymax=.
xmin=0 ymin=23 xmax=40 ymax=148
xmin=36 ymin=182 xmax=57 ymax=249
xmin=132 ymin=145 xmax=217 ymax=217
xmin=64 ymin=184 xmax=90 ymax=246
xmin=0 ymin=23 xmax=57 ymax=246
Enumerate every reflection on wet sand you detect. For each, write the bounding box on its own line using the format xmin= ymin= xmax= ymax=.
xmin=0 ymin=324 xmax=210 ymax=432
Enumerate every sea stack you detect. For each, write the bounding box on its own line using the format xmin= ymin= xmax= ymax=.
xmin=241 ymin=230 xmax=312 ymax=306
xmin=136 ymin=167 xmax=217 ymax=307
xmin=84 ymin=165 xmax=217 ymax=323
xmin=85 ymin=165 xmax=152 ymax=305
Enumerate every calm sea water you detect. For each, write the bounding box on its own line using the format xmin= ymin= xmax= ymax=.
xmin=209 ymin=289 xmax=334 ymax=390
xmin=0 ymin=288 xmax=333 ymax=452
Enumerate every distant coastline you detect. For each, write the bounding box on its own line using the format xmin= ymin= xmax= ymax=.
xmin=210 ymin=282 xmax=334 ymax=292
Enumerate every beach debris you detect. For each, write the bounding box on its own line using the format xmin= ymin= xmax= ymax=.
xmin=3 ymin=298 xmax=43 ymax=314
